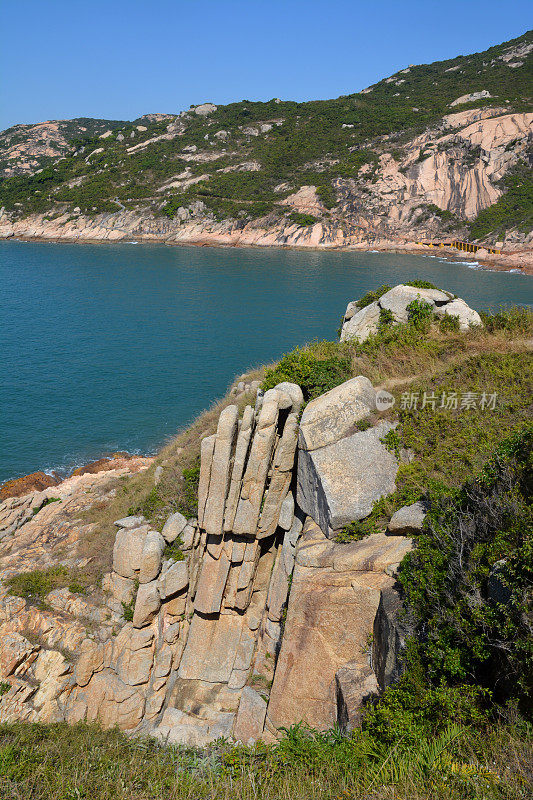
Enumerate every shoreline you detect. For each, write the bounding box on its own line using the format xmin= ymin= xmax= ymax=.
xmin=3 ymin=231 xmax=532 ymax=275
xmin=0 ymin=452 xmax=154 ymax=501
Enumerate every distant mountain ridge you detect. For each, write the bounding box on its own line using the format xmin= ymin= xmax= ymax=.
xmin=0 ymin=30 xmax=531 ymax=249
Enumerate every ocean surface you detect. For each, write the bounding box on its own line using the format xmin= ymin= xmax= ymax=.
xmin=1 ymin=240 xmax=532 ymax=483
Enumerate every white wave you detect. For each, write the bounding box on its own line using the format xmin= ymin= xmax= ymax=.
xmin=453 ymin=260 xmax=480 ymax=267
xmin=509 ymin=269 xmax=523 ymax=274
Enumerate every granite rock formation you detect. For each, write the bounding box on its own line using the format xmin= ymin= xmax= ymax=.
xmin=0 ymin=370 xmax=415 ymax=743
xmin=340 ymin=283 xmax=483 ymax=342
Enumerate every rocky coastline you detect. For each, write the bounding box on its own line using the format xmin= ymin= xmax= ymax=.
xmin=2 ymin=223 xmax=531 ymax=274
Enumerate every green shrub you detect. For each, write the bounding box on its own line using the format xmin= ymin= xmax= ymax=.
xmin=32 ymin=497 xmax=60 ymax=515
xmin=121 ymin=580 xmax=139 ymax=622
xmin=262 ymin=343 xmax=352 ymax=401
xmin=398 ymin=427 xmax=533 ymax=714
xmin=288 ymin=212 xmax=318 ymax=227
xmin=0 ymin=682 xmax=10 ymax=697
xmin=479 ymin=305 xmax=533 ymax=335
xmin=133 ymin=486 xmax=164 ymax=518
xmin=378 ymin=307 xmax=394 ymax=330
xmin=315 ymin=183 xmax=336 ymax=209
xmin=470 ymin=162 xmax=533 ymax=240
xmin=179 ymin=462 xmax=201 ymax=518
xmin=439 ymin=313 xmax=460 ymax=332
xmin=5 ymin=566 xmax=91 ymax=604
xmin=406 ymin=299 xmax=434 ymax=330
xmin=405 ymin=280 xmax=438 ymax=289
xmin=163 ymin=541 xmax=186 ymax=561
xmin=335 ymin=517 xmax=380 ymax=543
xmin=355 ymin=284 xmax=392 ymax=309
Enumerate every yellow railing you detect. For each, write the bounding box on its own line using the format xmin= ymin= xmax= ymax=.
xmin=415 ymin=240 xmax=502 ymax=255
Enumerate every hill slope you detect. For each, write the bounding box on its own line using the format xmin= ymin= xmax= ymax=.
xmin=0 ymin=31 xmax=531 ymax=249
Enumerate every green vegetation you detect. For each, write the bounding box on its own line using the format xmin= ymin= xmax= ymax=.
xmin=5 ymin=566 xmax=92 ymax=605
xmin=404 ymin=280 xmax=438 ymax=289
xmin=0 ymin=714 xmax=530 ymax=799
xmin=377 ymin=307 xmax=394 ymax=330
xmin=120 ymin=580 xmax=138 ymax=622
xmin=335 ymin=517 xmax=379 ymax=543
xmin=288 ymin=212 xmax=318 ymax=227
xmin=398 ymin=427 xmax=532 ymax=712
xmin=470 ymin=162 xmax=533 ymax=240
xmin=354 ymin=284 xmax=391 ymax=308
xmin=262 ymin=342 xmax=352 ymax=402
xmin=406 ymin=298 xmax=434 ymax=329
xmin=163 ymin=541 xmax=186 ymax=562
xmin=439 ymin=313 xmax=460 ymax=332
xmin=129 ymin=460 xmax=200 ymax=529
xmin=32 ymin=497 xmax=60 ymax=515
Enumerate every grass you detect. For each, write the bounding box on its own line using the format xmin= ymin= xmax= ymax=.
xmin=0 ymin=719 xmax=530 ymax=800
xmin=5 ymin=565 xmax=93 ymax=605
xmin=32 ymin=497 xmax=60 ymax=515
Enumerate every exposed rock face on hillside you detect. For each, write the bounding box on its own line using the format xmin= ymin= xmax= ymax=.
xmin=0 ymin=363 xmax=414 ymax=743
xmin=0 ymin=118 xmax=125 ymax=178
xmin=1 ymin=108 xmax=530 ymax=256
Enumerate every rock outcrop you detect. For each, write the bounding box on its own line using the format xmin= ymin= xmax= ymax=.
xmin=340 ymin=283 xmax=483 ymax=342
xmin=0 ymin=360 xmax=416 ymax=743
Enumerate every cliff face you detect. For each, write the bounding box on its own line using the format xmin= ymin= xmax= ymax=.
xmin=0 ymin=110 xmax=530 ymax=250
xmin=0 ymin=287 xmax=525 ymax=745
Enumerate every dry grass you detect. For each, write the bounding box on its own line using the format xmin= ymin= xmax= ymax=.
xmin=350 ymin=326 xmax=532 ymax=387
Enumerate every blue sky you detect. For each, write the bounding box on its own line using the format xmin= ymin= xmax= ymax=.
xmin=1 ymin=0 xmax=530 ymax=130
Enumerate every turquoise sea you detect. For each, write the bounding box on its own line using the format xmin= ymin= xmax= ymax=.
xmin=1 ymin=240 xmax=532 ymax=483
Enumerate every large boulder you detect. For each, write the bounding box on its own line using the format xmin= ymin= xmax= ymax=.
xmin=297 ymin=421 xmax=398 ymax=536
xmin=233 ymin=687 xmax=268 ymax=744
xmin=138 ymin=531 xmax=165 ymax=584
xmin=161 ymin=512 xmax=187 ymax=544
xmin=378 ymin=284 xmax=450 ymax=323
xmin=339 ymin=301 xmax=380 ymax=343
xmin=113 ymin=525 xmax=149 ymax=579
xmin=158 ymin=560 xmax=189 ymax=599
xmin=132 ymin=581 xmax=160 ymax=628
xmin=298 ymin=377 xmax=376 ymax=451
xmin=266 ymin=519 xmax=411 ymax=731
xmin=340 ymin=284 xmax=482 ymax=342
xmin=335 ymin=663 xmax=379 ymax=732
xmin=372 ymin=585 xmax=406 ymax=690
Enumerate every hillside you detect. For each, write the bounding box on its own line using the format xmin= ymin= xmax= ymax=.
xmin=0 ymin=31 xmax=532 ymax=252
xmin=0 ymin=287 xmax=531 ymax=799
